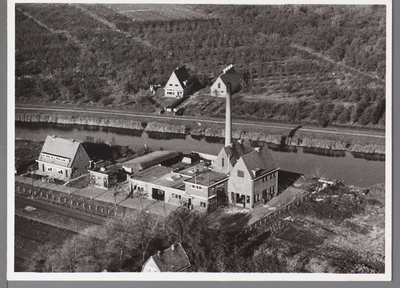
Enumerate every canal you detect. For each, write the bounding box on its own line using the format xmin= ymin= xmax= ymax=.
xmin=15 ymin=122 xmax=385 ymax=188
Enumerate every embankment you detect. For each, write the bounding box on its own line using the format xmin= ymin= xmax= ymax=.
xmin=15 ymin=112 xmax=385 ymax=155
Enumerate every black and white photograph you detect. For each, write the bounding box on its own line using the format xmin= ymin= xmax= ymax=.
xmin=7 ymin=0 xmax=392 ymax=281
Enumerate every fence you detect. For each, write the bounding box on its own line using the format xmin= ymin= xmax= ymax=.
xmin=240 ymin=192 xmax=315 ymax=235
xmin=15 ymin=181 xmax=127 ymax=218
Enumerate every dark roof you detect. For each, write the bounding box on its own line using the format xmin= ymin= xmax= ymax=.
xmin=224 ymin=140 xmax=253 ymax=166
xmin=220 ymin=73 xmax=241 ymax=87
xmin=122 ymin=150 xmax=179 ymax=172
xmin=184 ymin=171 xmax=228 ymax=187
xmin=241 ymin=147 xmax=277 ymax=179
xmin=38 ymin=135 xmax=82 ymax=167
xmin=173 ymin=66 xmax=192 ymax=88
xmin=151 ymin=243 xmax=191 ymax=272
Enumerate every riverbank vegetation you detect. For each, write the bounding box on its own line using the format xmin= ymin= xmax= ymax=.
xmin=15 ymin=111 xmax=385 ymax=155
xmin=15 ymin=4 xmax=386 ymax=128
xmin=21 ymin=182 xmax=385 ymax=273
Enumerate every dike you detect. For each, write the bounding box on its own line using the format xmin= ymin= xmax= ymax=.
xmin=16 ymin=112 xmax=385 ymax=155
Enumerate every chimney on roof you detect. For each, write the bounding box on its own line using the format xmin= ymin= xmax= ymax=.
xmin=157 ymin=251 xmax=161 ymax=258
xmin=171 ymin=244 xmax=176 ymax=251
xmin=225 ymin=93 xmax=232 ymax=147
xmin=223 ymin=64 xmax=234 ymax=74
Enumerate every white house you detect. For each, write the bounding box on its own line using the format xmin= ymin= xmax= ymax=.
xmin=36 ymin=135 xmax=90 ymax=180
xmin=164 ymin=65 xmax=194 ymax=98
xmin=210 ymin=64 xmax=241 ymax=97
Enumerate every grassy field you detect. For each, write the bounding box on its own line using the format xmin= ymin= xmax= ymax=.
xmin=14 ymin=215 xmax=77 ymax=271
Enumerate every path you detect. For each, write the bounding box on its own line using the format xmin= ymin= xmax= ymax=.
xmin=74 ymin=4 xmax=158 ymax=51
xmin=290 ymin=43 xmax=385 ymax=86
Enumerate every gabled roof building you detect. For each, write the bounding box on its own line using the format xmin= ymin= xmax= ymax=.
xmin=142 ymin=243 xmax=191 ymax=272
xmin=164 ymin=65 xmax=194 ymax=98
xmin=210 ymin=64 xmax=241 ymax=97
xmin=36 ymin=135 xmax=90 ymax=180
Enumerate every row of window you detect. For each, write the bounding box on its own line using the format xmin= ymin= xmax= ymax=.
xmin=42 ymin=153 xmax=69 ymax=163
xmin=132 ymin=185 xmax=144 ymax=192
xmin=261 ymin=172 xmax=276 ymax=182
xmin=169 ymin=83 xmax=179 ymax=87
xmin=172 ymin=193 xmax=182 ymax=199
xmin=46 ymin=167 xmax=64 ymax=175
xmin=191 ymin=184 xmax=202 ymax=190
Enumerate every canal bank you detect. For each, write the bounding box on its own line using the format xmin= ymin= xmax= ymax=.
xmin=15 ymin=122 xmax=385 ymax=187
xmin=15 ymin=110 xmax=385 ymax=155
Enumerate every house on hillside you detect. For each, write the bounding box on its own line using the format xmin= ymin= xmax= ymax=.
xmin=228 ymin=146 xmax=279 ymax=209
xmin=210 ymin=64 xmax=241 ymax=97
xmin=142 ymin=243 xmax=191 ymax=272
xmin=36 ymin=135 xmax=90 ymax=180
xmin=164 ymin=65 xmax=194 ymax=98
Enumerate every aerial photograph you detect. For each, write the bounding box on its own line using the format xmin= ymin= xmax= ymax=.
xmin=12 ymin=1 xmax=388 ymax=278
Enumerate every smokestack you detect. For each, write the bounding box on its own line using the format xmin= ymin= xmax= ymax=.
xmin=225 ymin=91 xmax=232 ymax=147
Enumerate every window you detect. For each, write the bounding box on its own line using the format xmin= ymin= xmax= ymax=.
xmin=175 ymin=84 xmax=179 ymax=86
xmin=218 ymin=83 xmax=221 ymax=89
xmin=237 ymin=170 xmax=244 ymax=178
xmin=47 ymin=167 xmax=53 ymax=172
xmin=222 ymin=158 xmax=224 ymax=167
xmin=57 ymin=170 xmax=63 ymax=174
xmin=169 ymin=84 xmax=173 ymax=86
xmin=246 ymin=196 xmax=250 ymax=203
xmin=200 ymin=202 xmax=207 ymax=207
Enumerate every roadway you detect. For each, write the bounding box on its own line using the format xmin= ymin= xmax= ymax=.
xmin=16 ymin=106 xmax=385 ymax=139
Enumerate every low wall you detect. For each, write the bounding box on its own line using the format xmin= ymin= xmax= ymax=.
xmin=15 ymin=181 xmax=127 ymax=218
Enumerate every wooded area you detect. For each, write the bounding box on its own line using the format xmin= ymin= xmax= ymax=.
xmin=15 ymin=4 xmax=386 ymax=127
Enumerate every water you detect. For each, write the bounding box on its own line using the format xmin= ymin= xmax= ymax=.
xmin=15 ymin=122 xmax=385 ymax=188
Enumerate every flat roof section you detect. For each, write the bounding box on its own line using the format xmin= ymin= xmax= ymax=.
xmin=129 ymin=166 xmax=191 ymax=191
xmin=184 ymin=171 xmax=228 ymax=187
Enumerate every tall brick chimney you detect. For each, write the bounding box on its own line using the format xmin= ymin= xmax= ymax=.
xmin=225 ymin=88 xmax=232 ymax=147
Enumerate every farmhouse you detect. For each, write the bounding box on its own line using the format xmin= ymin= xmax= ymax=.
xmin=164 ymin=65 xmax=194 ymax=98
xmin=36 ymin=135 xmax=90 ymax=180
xmin=142 ymin=243 xmax=191 ymax=272
xmin=210 ymin=64 xmax=241 ymax=97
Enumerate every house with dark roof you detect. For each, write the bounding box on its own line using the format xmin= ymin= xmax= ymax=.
xmin=164 ymin=65 xmax=194 ymax=98
xmin=212 ymin=140 xmax=253 ymax=174
xmin=36 ymin=135 xmax=90 ymax=180
xmin=142 ymin=243 xmax=191 ymax=272
xmin=210 ymin=64 xmax=241 ymax=97
xmin=228 ymin=146 xmax=279 ymax=209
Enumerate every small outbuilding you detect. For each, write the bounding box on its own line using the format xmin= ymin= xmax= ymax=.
xmin=142 ymin=243 xmax=191 ymax=272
